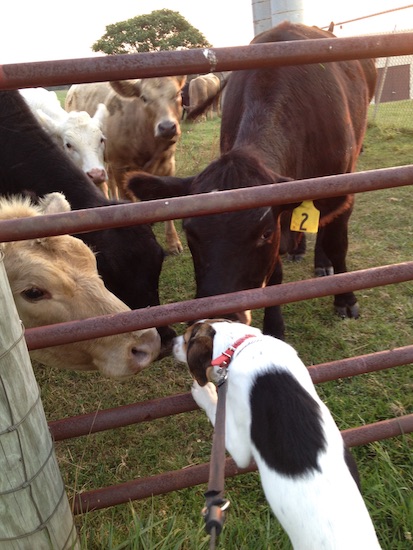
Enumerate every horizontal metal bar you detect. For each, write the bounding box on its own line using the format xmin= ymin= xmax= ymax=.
xmin=1 ymin=166 xmax=413 ymax=242
xmin=24 ymin=262 xmax=413 ymax=350
xmin=48 ymin=345 xmax=413 ymax=442
xmin=71 ymin=413 xmax=413 ymax=514
xmin=342 ymin=414 xmax=413 ymax=448
xmin=49 ymin=393 xmax=197 ymax=441
xmin=1 ymin=33 xmax=412 ymax=90
xmin=308 ymin=345 xmax=413 ymax=383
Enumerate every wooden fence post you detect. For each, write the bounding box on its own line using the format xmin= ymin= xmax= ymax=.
xmin=0 ymin=253 xmax=80 ymax=549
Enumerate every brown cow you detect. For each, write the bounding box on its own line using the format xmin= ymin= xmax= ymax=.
xmin=186 ymin=73 xmax=221 ymax=120
xmin=127 ymin=22 xmax=377 ymax=340
xmin=65 ymin=77 xmax=186 ymax=254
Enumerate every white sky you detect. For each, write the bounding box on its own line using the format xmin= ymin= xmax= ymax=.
xmin=1 ymin=1 xmax=412 ymax=64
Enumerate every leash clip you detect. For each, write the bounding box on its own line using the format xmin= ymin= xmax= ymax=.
xmin=202 ymin=496 xmax=231 ymax=536
xmin=215 ymin=368 xmax=228 ymax=387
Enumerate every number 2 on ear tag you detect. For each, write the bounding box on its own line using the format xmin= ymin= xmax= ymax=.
xmin=290 ymin=201 xmax=320 ymax=233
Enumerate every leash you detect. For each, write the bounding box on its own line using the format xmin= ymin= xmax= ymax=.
xmin=203 ymin=378 xmax=230 ymax=549
xmin=202 ymin=334 xmax=256 ymax=548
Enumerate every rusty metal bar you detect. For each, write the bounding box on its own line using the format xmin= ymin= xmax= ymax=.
xmin=341 ymin=414 xmax=413 ymax=447
xmin=24 ymin=262 xmax=413 ymax=350
xmin=49 ymin=393 xmax=197 ymax=441
xmin=308 ymin=345 xmax=413 ymax=384
xmin=71 ymin=413 xmax=413 ymax=514
xmin=48 ymin=345 xmax=413 ymax=442
xmin=1 ymin=166 xmax=413 ymax=243
xmin=1 ymin=33 xmax=413 ymax=90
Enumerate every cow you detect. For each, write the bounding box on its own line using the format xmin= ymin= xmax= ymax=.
xmin=0 ymin=192 xmax=161 ymax=378
xmin=127 ymin=21 xmax=377 ymax=340
xmin=65 ymin=76 xmax=187 ymax=255
xmin=186 ymin=73 xmax=221 ymax=120
xmin=0 ymin=89 xmax=176 ymax=356
xmin=19 ymin=87 xmax=109 ymax=195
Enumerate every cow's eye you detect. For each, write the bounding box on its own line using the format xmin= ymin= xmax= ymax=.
xmin=141 ymin=95 xmax=147 ymax=103
xmin=65 ymin=142 xmax=72 ymax=149
xmin=21 ymin=287 xmax=50 ymax=301
xmin=259 ymin=229 xmax=274 ymax=244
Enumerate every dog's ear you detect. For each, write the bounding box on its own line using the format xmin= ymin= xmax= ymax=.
xmin=186 ymin=323 xmax=216 ymax=386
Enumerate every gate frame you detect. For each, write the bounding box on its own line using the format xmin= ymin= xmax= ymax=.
xmin=0 ymin=30 xmax=412 ymax=515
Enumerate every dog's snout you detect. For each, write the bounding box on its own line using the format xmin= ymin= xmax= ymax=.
xmin=172 ymin=335 xmax=187 ymax=363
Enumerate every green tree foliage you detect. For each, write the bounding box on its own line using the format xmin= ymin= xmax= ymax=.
xmin=92 ymin=9 xmax=212 ymax=55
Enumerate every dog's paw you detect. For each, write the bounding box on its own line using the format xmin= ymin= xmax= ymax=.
xmin=191 ymin=381 xmax=218 ymax=412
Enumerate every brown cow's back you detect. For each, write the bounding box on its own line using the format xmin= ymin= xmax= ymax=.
xmin=65 ymin=81 xmax=113 ymax=113
xmin=221 ymin=22 xmax=376 ymax=179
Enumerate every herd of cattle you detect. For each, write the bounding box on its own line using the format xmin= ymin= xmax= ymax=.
xmin=0 ymin=21 xmax=377 ymax=378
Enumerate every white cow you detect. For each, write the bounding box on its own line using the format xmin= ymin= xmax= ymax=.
xmin=0 ymin=192 xmax=161 ymax=378
xmin=19 ymin=87 xmax=109 ymax=196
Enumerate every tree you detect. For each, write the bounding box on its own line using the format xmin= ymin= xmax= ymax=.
xmin=92 ymin=9 xmax=212 ymax=55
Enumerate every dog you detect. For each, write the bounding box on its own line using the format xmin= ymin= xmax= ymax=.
xmin=173 ymin=319 xmax=381 ymax=549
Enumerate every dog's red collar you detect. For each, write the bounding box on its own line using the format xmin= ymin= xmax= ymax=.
xmin=211 ymin=334 xmax=256 ymax=369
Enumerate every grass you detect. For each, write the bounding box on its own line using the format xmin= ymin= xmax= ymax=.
xmin=369 ymin=99 xmax=413 ymax=130
xmin=33 ymin=114 xmax=413 ymax=549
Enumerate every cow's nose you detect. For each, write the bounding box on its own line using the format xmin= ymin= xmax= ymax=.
xmin=87 ymin=168 xmax=107 ymax=184
xmin=157 ymin=120 xmax=178 ymax=139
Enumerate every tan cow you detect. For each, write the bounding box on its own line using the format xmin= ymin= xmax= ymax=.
xmin=0 ymin=192 xmax=161 ymax=378
xmin=65 ymin=76 xmax=186 ymax=254
xmin=187 ymin=73 xmax=221 ymax=120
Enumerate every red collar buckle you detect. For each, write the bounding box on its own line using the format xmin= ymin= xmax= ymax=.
xmin=210 ymin=334 xmax=256 ymax=369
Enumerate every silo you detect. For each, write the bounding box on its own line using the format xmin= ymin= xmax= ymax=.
xmin=252 ymin=0 xmax=305 ymax=35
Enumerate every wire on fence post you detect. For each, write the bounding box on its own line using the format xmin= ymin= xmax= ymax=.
xmin=202 ymin=378 xmax=230 ymax=549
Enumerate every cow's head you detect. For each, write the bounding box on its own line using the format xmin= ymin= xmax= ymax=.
xmin=36 ymin=104 xmax=108 ymax=185
xmin=128 ymin=148 xmax=295 ymax=326
xmin=0 ymin=192 xmax=161 ymax=378
xmin=110 ymin=76 xmax=186 ymax=142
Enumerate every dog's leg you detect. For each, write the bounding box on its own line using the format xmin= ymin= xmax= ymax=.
xmin=191 ymin=381 xmax=218 ymax=425
xmin=192 ymin=381 xmax=253 ymax=469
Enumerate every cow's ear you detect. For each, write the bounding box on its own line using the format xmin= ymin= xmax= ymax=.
xmin=110 ymin=80 xmax=139 ymax=98
xmin=176 ymin=75 xmax=187 ymax=89
xmin=37 ymin=192 xmax=71 ymax=214
xmin=35 ymin=110 xmax=62 ymax=144
xmin=93 ymin=103 xmax=109 ymax=127
xmin=127 ymin=171 xmax=195 ymax=201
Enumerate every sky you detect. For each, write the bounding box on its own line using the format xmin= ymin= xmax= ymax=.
xmin=1 ymin=1 xmax=412 ymax=64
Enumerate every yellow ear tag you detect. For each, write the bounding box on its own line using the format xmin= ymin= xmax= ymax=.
xmin=290 ymin=200 xmax=320 ymax=233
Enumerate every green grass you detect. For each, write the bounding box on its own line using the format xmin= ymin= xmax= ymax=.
xmin=34 ymin=115 xmax=413 ymax=549
xmin=55 ymin=89 xmax=68 ymax=106
xmin=369 ymin=99 xmax=413 ymax=130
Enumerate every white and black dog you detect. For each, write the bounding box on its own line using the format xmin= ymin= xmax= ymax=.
xmin=173 ymin=319 xmax=381 ymax=549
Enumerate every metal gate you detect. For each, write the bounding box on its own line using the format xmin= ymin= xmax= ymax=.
xmin=0 ymin=30 xmax=412 ymax=514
